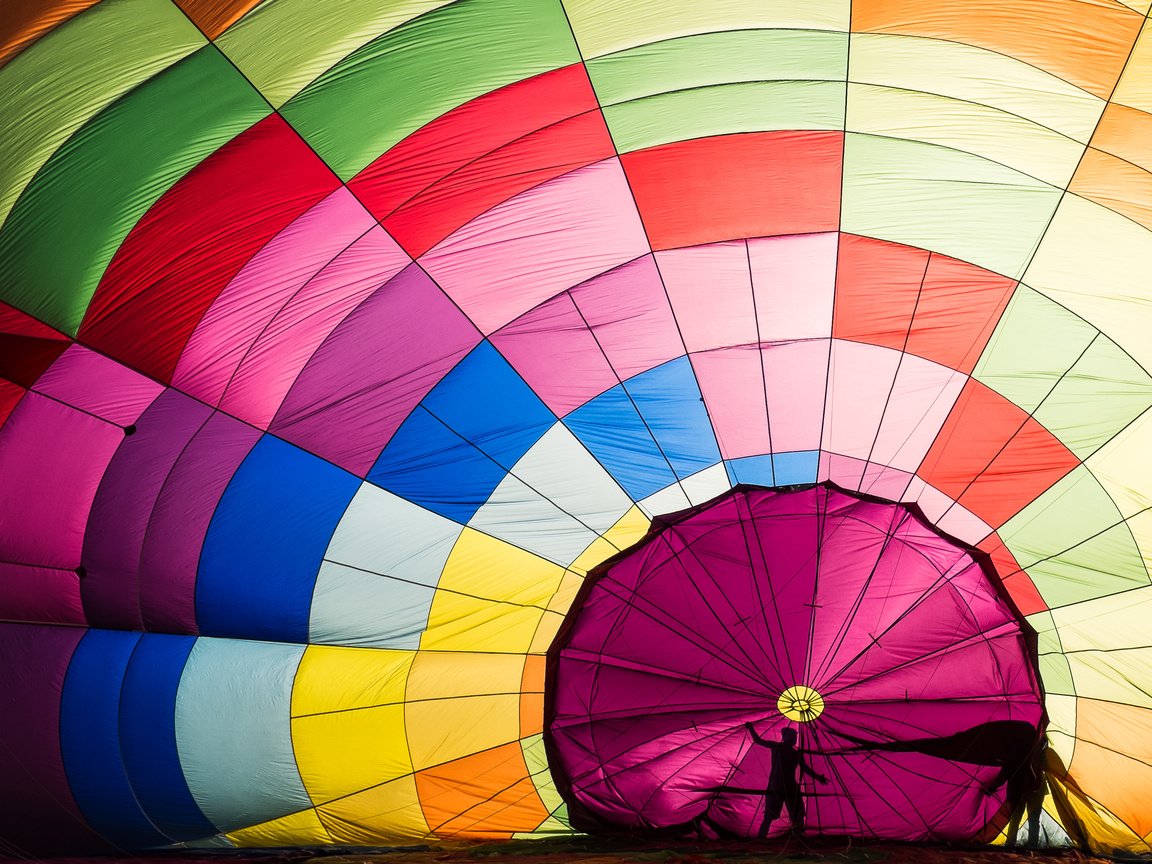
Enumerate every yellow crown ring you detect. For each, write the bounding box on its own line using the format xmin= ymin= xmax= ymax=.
xmin=777 ymin=685 xmax=824 ymax=722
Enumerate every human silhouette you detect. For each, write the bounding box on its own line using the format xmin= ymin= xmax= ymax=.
xmin=744 ymin=722 xmax=828 ymax=836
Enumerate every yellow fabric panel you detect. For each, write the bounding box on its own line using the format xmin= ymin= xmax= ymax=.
xmin=1071 ymin=149 xmax=1152 ymax=232
xmin=1024 ymin=195 xmax=1152 ymax=371
xmin=847 ymin=83 xmax=1084 ymax=187
xmin=293 ymin=704 xmax=411 ymax=804
xmin=1091 ymin=102 xmax=1152 ymax=172
xmin=405 ymin=651 xmax=524 ymax=769
xmin=292 ymin=645 xmax=414 ymax=715
xmin=1112 ymin=18 xmax=1152 ymax=112
xmin=849 ymin=33 xmax=1103 ymax=143
xmin=1087 ymin=410 xmax=1152 ymax=516
xmin=529 ymin=609 xmax=567 ymax=654
xmin=226 ymin=806 xmax=332 ymax=846
xmin=1047 ymin=692 xmax=1079 ymax=768
xmin=568 ymin=505 xmax=651 ymax=576
xmin=563 ymin=0 xmax=849 ymax=58
xmin=1050 ymin=585 xmax=1152 ymax=653
xmin=317 ymin=775 xmax=431 ymax=843
xmin=1072 ymin=699 xmax=1152 ymax=839
xmin=850 ymin=0 xmax=1143 ymax=100
xmin=1047 ymin=767 xmax=1141 ymax=852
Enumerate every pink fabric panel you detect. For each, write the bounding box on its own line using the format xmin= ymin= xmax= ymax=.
xmin=172 ymin=188 xmax=378 ymax=406
xmin=0 ymin=393 xmax=124 ymax=569
xmin=490 ymin=293 xmax=619 ymax=417
xmin=690 ymin=347 xmax=770 ymax=459
xmin=220 ymin=226 xmax=411 ymax=428
xmin=571 ymin=255 xmax=683 ymax=382
xmin=819 ymin=452 xmax=915 ymax=501
xmin=904 ymin=477 xmax=994 ymax=546
xmin=420 ymin=158 xmax=651 ymax=334
xmin=748 ymin=232 xmax=836 ymax=341
xmin=657 ymin=241 xmax=757 ymax=353
xmin=0 ymin=563 xmax=86 ymax=626
xmin=34 ymin=344 xmax=163 ymax=425
xmin=762 ymin=338 xmax=830 ymax=453
xmin=871 ymin=355 xmax=968 ymax=472
xmin=822 ymin=340 xmax=902 ymax=460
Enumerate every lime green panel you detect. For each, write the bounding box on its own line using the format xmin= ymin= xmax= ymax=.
xmin=1030 ymin=610 xmax=1077 ymax=697
xmin=1035 ymin=336 xmax=1152 ymax=459
xmin=841 ymin=133 xmax=1063 ymax=279
xmin=564 ymin=0 xmax=850 ymax=59
xmin=0 ymin=47 xmax=270 ymax=335
xmin=972 ymin=286 xmax=1098 ymax=413
xmin=216 ymin=0 xmax=453 ymax=108
xmin=520 ymin=734 xmax=564 ymax=813
xmin=0 ymin=0 xmax=205 ymax=233
xmin=1001 ymin=467 xmax=1149 ymax=608
xmin=604 ymin=80 xmax=843 ymax=153
xmin=280 ymin=0 xmax=580 ymax=180
xmin=586 ymin=29 xmax=847 ymax=105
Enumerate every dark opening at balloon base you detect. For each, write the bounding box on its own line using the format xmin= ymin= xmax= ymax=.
xmin=545 ymin=483 xmax=1045 ymax=844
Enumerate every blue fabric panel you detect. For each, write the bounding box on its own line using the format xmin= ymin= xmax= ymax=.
xmin=120 ymin=634 xmax=215 ymax=840
xmin=624 ymin=357 xmax=721 ymax=479
xmin=61 ymin=629 xmax=171 ymax=848
xmin=565 ymin=383 xmax=677 ymax=500
xmin=726 ymin=451 xmax=819 ymax=487
xmin=368 ymin=407 xmax=503 ymax=524
xmin=198 ymin=435 xmax=361 ymax=642
xmin=370 ymin=342 xmax=555 ymax=521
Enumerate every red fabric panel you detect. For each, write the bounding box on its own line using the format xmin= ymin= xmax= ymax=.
xmin=0 ymin=378 xmax=25 ymax=428
xmin=833 ymin=235 xmax=1017 ymax=374
xmin=349 ymin=64 xmax=602 ymax=232
xmin=619 ymin=131 xmax=843 ymax=250
xmin=79 ymin=115 xmax=339 ymax=383
xmin=918 ymin=378 xmax=1080 ymax=528
xmin=0 ymin=300 xmax=71 ymax=388
xmin=383 ymin=111 xmax=615 ymax=258
xmin=833 ymin=234 xmax=929 ymax=351
xmin=170 ymin=0 xmax=262 ymax=39
xmin=979 ymin=533 xmax=1047 ymax=615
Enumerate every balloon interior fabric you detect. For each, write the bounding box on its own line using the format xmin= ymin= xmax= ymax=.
xmin=547 ymin=485 xmax=1045 ymax=842
xmin=2 ymin=0 xmax=1152 ymax=857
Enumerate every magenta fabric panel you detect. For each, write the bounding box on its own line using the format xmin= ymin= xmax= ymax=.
xmin=548 ymin=485 xmax=1043 ymax=842
xmin=0 ymin=563 xmax=86 ymax=626
xmin=0 ymin=624 xmax=107 ymax=854
xmin=34 ymin=344 xmax=164 ymax=426
xmin=80 ymin=390 xmax=214 ymax=631
xmin=270 ymin=263 xmax=482 ymax=476
xmin=136 ymin=411 xmax=262 ymax=633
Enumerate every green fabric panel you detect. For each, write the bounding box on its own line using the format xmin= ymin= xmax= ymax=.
xmin=0 ymin=0 xmax=205 ymax=234
xmin=585 ymin=29 xmax=847 ymax=105
xmin=0 ymin=47 xmax=270 ymax=335
xmin=1034 ymin=335 xmax=1152 ymax=459
xmin=840 ymin=133 xmax=1063 ymax=279
xmin=520 ymin=734 xmax=564 ymax=812
xmin=1030 ymin=611 xmax=1077 ymax=696
xmin=1001 ymin=467 xmax=1149 ymax=607
xmin=215 ymin=0 xmax=453 ymax=108
xmin=279 ymin=0 xmax=581 ymax=180
xmin=972 ymin=286 xmax=1098 ymax=413
xmin=603 ymin=80 xmax=844 ymax=153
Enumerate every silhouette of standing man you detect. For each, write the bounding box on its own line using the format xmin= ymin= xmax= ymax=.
xmin=745 ymin=722 xmax=828 ymax=836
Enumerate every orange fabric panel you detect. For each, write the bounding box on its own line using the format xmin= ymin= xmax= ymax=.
xmin=977 ymin=533 xmax=1047 ymax=615
xmin=1071 ymin=147 xmax=1152 ymax=230
xmin=519 ymin=655 xmax=545 ymax=737
xmin=619 ymin=131 xmax=843 ymax=251
xmin=918 ymin=378 xmax=1080 ymax=528
xmin=1072 ymin=699 xmax=1152 ymax=838
xmin=415 ymin=742 xmax=549 ymax=839
xmin=833 ymin=235 xmax=1017 ymax=374
xmin=1090 ymin=102 xmax=1152 ymax=172
xmin=171 ymin=0 xmax=263 ymax=39
xmin=851 ymin=0 xmax=1143 ymax=99
xmin=0 ymin=0 xmax=99 ymax=68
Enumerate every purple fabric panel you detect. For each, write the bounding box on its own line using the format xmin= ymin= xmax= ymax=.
xmin=549 ymin=485 xmax=1043 ymax=843
xmin=0 ymin=563 xmax=85 ymax=625
xmin=81 ymin=390 xmax=214 ymax=631
xmin=270 ymin=263 xmax=482 ymax=475
xmin=137 ymin=411 xmax=261 ymax=632
xmin=0 ymin=624 xmax=108 ymax=854
xmin=0 ymin=393 xmax=124 ymax=572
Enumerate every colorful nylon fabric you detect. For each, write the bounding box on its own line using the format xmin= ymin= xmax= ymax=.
xmin=1 ymin=0 xmax=1151 ymax=856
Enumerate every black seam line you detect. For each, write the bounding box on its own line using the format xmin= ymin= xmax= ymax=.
xmin=292 ymin=690 xmax=530 ymax=721
xmin=928 ymin=332 xmax=1102 ymax=528
xmin=320 ymin=558 xmax=555 ymax=613
xmin=744 ymin=241 xmax=777 ymax=485
xmin=553 ymin=0 xmax=728 ymax=483
xmin=566 ymin=292 xmax=693 ymax=507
